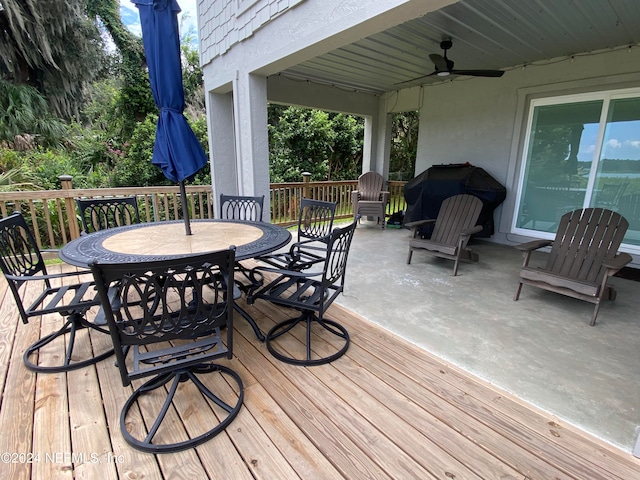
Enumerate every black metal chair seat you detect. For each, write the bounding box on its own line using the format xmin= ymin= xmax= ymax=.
xmin=0 ymin=212 xmax=114 ymax=373
xmin=77 ymin=196 xmax=141 ymax=235
xmin=249 ymin=222 xmax=356 ymax=366
xmin=257 ymin=198 xmax=337 ymax=272
xmin=90 ymin=248 xmax=243 ymax=453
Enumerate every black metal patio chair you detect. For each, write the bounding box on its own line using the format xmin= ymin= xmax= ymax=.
xmin=219 ymin=194 xmax=264 ymax=222
xmin=257 ymin=197 xmax=337 ymax=272
xmin=218 ymin=193 xmax=268 ymax=340
xmin=77 ymin=196 xmax=140 ymax=235
xmin=89 ymin=248 xmax=243 ymax=453
xmin=248 ymin=221 xmax=356 ymax=366
xmin=0 ymin=212 xmax=114 ymax=372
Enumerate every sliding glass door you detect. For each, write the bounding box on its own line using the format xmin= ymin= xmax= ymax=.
xmin=514 ymin=89 xmax=640 ymax=250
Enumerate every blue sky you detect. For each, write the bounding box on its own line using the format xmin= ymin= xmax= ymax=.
xmin=119 ymin=0 xmax=199 ymax=39
xmin=579 ymin=121 xmax=640 ymax=162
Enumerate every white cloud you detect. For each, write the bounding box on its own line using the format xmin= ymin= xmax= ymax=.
xmin=625 ymin=140 xmax=640 ymax=149
xmin=607 ymin=138 xmax=622 ymax=148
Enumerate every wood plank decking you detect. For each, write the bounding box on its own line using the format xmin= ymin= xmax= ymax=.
xmin=1 ymin=264 xmax=640 ymax=479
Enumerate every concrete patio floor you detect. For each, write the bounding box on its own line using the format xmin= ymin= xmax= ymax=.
xmin=336 ymin=221 xmax=640 ymax=454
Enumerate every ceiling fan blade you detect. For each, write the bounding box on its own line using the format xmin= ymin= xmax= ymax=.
xmin=393 ymin=71 xmax=437 ymax=86
xmin=429 ymin=53 xmax=448 ymax=72
xmin=450 ymin=69 xmax=504 ymax=77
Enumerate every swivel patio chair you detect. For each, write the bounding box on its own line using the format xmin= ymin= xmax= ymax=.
xmin=248 ymin=221 xmax=356 ymax=366
xmin=0 ymin=212 xmax=114 ymax=372
xmin=89 ymin=248 xmax=243 ymax=453
xmin=352 ymin=171 xmax=390 ymax=228
xmin=257 ymin=198 xmax=337 ymax=272
xmin=77 ymin=196 xmax=140 ymax=234
xmin=218 ymin=193 xmax=267 ymax=341
xmin=406 ymin=194 xmax=483 ymax=276
xmin=514 ymin=208 xmax=631 ymax=326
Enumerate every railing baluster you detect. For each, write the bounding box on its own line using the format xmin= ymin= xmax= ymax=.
xmin=0 ymin=180 xmax=406 ymax=246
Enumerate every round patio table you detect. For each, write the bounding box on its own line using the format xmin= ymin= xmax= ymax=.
xmin=59 ymin=219 xmax=291 ymax=267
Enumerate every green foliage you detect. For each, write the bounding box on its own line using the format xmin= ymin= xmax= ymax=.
xmin=389 ymin=112 xmax=419 ymax=180
xmin=109 ymin=113 xmax=210 ymax=187
xmin=110 ymin=114 xmax=165 ymax=187
xmin=1 ymin=0 xmax=108 ymax=119
xmin=0 ymin=147 xmax=89 ymax=190
xmin=0 ymin=79 xmax=67 ymax=145
xmin=268 ymin=106 xmax=364 ymax=182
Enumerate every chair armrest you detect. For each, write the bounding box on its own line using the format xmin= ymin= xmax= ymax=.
xmin=381 ymin=191 xmax=390 ymax=204
xmin=460 ymin=225 xmax=483 ymax=237
xmin=5 ymin=269 xmax=93 ymax=283
xmin=514 ymin=239 xmax=553 ymax=252
xmin=404 ymin=219 xmax=436 ymax=229
xmin=290 ymin=235 xmax=330 ymax=252
xmin=351 ymin=190 xmax=360 ymax=203
xmin=603 ymin=253 xmax=633 ymax=272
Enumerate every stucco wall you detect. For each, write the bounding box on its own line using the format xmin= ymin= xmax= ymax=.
xmin=415 ymin=46 xmax=640 ymax=242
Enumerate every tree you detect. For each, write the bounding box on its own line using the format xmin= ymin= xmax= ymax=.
xmin=268 ymin=106 xmax=364 ymax=182
xmin=0 ymin=79 xmax=66 ymax=146
xmin=389 ymin=112 xmax=419 ymax=180
xmin=0 ymin=0 xmax=107 ymax=119
xmin=86 ymin=0 xmax=156 ymax=139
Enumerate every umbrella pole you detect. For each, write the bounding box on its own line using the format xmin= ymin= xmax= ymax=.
xmin=180 ymin=180 xmax=192 ymax=235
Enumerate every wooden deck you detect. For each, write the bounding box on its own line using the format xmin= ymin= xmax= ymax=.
xmin=1 ymin=264 xmax=640 ymax=479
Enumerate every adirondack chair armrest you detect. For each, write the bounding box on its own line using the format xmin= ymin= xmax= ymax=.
xmin=514 ymin=239 xmax=553 ymax=267
xmin=514 ymin=239 xmax=553 ymax=252
xmin=381 ymin=191 xmax=390 ymax=204
xmin=460 ymin=225 xmax=483 ymax=237
xmin=405 ymin=218 xmax=436 ymax=238
xmin=404 ymin=219 xmax=436 ymax=229
xmin=602 ymin=252 xmax=633 ymax=273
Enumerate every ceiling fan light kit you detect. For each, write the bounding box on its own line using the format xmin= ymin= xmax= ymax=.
xmin=396 ymin=38 xmax=504 ymax=85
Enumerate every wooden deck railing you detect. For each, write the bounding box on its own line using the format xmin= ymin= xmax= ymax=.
xmin=0 ymin=174 xmax=407 ymax=249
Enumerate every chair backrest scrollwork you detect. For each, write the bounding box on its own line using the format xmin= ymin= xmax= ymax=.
xmin=77 ymin=197 xmax=141 ymax=234
xmin=220 ymin=194 xmax=265 ymax=222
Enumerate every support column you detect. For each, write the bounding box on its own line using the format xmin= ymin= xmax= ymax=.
xmin=208 ymin=91 xmax=237 ymax=215
xmin=362 ymin=102 xmax=392 ymax=178
xmin=232 ymin=72 xmax=270 ymax=220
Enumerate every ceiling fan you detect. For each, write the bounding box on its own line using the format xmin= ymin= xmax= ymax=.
xmin=396 ymin=38 xmax=504 ymax=86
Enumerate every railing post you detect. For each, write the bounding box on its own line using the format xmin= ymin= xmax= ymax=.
xmin=302 ymin=172 xmax=311 ymax=200
xmin=59 ymin=175 xmax=81 ymax=240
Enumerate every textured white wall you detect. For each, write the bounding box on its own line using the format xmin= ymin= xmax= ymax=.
xmin=414 ymin=46 xmax=640 ymax=242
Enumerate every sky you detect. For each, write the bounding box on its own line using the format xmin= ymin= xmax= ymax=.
xmin=119 ymin=0 xmax=199 ymax=40
xmin=579 ymin=121 xmax=640 ymax=162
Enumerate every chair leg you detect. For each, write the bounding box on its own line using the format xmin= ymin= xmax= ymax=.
xmin=266 ymin=312 xmax=349 ymax=366
xmin=590 ymin=300 xmax=602 ymax=326
xmin=23 ymin=312 xmax=114 ymax=373
xmin=120 ymin=364 xmax=243 ymax=453
xmin=407 ymin=248 xmax=413 ymax=264
xmin=514 ymin=282 xmax=523 ymax=301
xmin=452 ymin=257 xmax=460 ymax=276
xmin=234 ymin=304 xmax=265 ymax=341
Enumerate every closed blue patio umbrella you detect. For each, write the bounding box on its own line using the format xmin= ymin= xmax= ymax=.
xmin=132 ymin=0 xmax=207 ymax=235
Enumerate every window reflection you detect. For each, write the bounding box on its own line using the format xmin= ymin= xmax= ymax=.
xmin=517 ymin=93 xmax=640 ymax=249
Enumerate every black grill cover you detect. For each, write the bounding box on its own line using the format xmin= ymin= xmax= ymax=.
xmin=403 ymin=163 xmax=506 ymax=237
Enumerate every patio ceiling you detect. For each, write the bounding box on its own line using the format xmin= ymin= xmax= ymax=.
xmin=279 ymin=0 xmax=640 ymax=94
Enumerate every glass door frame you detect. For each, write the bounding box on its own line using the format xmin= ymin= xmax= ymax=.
xmin=512 ymin=87 xmax=640 ymax=255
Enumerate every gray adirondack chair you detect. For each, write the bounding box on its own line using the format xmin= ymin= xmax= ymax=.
xmin=406 ymin=194 xmax=483 ymax=276
xmin=352 ymin=171 xmax=390 ymax=228
xmin=514 ymin=208 xmax=631 ymax=326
